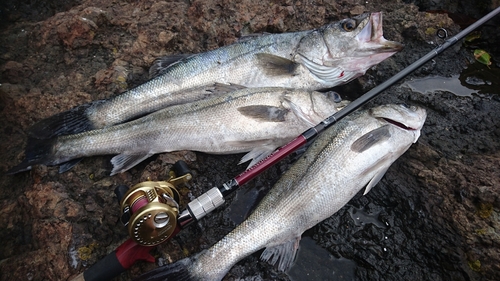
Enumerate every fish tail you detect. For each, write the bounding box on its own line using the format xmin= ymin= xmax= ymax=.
xmin=27 ymin=100 xmax=104 ymax=139
xmin=135 ymin=257 xmax=196 ymax=281
xmin=7 ymin=137 xmax=57 ymax=174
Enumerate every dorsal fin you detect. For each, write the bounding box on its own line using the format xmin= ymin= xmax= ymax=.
xmin=237 ymin=32 xmax=271 ymax=42
xmin=149 ymin=54 xmax=193 ymax=78
xmin=207 ymin=83 xmax=247 ymax=95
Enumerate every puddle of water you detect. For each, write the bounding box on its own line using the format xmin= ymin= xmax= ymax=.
xmin=459 ymin=61 xmax=500 ymax=95
xmin=402 ymin=62 xmax=499 ymax=97
xmin=402 ymin=74 xmax=474 ymax=97
xmin=288 ymin=236 xmax=356 ymax=281
xmin=348 ymin=205 xmax=387 ymax=229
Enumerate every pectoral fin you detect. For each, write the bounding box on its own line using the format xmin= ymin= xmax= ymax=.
xmin=261 ymin=236 xmax=301 ymax=272
xmin=110 ymin=153 xmax=154 ymax=175
xmin=238 ymin=105 xmax=289 ymax=122
xmin=351 ymin=125 xmax=391 ymax=153
xmin=149 ymin=54 xmax=193 ymax=78
xmin=256 ymin=53 xmax=299 ymax=76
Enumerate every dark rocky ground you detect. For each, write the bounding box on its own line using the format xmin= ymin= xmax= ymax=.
xmin=0 ymin=0 xmax=499 ymax=280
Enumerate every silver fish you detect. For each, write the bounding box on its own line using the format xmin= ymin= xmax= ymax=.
xmin=9 ymin=86 xmax=343 ymax=175
xmin=29 ymin=12 xmax=402 ymax=138
xmin=137 ymin=104 xmax=427 ymax=281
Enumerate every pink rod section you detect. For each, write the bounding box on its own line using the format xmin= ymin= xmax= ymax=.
xmin=235 ymin=135 xmax=307 ymax=186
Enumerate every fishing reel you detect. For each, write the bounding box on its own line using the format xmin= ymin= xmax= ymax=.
xmin=115 ymin=161 xmax=192 ymax=246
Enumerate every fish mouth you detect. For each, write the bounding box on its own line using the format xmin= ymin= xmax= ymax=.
xmin=382 ymin=117 xmax=416 ymax=130
xmin=371 ymin=104 xmax=427 ymax=130
xmin=382 ymin=115 xmax=423 ymax=143
xmin=356 ymin=12 xmax=403 ymax=54
xmin=370 ymin=104 xmax=426 ymax=143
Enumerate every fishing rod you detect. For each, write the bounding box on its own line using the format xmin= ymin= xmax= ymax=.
xmin=75 ymin=6 xmax=500 ymax=281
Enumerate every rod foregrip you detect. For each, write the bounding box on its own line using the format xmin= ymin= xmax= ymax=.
xmin=81 ymin=250 xmax=126 ymax=281
xmin=76 ymin=239 xmax=155 ymax=281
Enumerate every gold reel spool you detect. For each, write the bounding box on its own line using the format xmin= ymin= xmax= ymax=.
xmin=118 ymin=163 xmax=192 ymax=246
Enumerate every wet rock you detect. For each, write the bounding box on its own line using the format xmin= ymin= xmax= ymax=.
xmin=0 ymin=61 xmax=32 ymax=84
xmin=0 ymin=0 xmax=499 ymax=281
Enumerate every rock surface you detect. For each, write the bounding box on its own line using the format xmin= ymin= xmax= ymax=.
xmin=0 ymin=0 xmax=499 ymax=281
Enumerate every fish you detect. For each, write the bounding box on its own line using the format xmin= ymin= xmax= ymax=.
xmin=136 ymin=103 xmax=427 ymax=281
xmin=28 ymin=12 xmax=402 ymax=139
xmin=8 ymin=86 xmax=344 ymax=175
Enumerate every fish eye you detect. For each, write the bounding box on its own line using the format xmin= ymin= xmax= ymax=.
xmin=325 ymin=91 xmax=342 ymax=103
xmin=342 ymin=19 xmax=356 ymax=31
xmin=401 ymin=103 xmax=417 ymax=111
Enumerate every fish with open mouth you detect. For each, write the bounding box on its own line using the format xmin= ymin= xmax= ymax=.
xmin=136 ymin=103 xmax=427 ymax=281
xmin=28 ymin=12 xmax=402 ymax=139
xmin=9 ymin=86 xmax=344 ymax=175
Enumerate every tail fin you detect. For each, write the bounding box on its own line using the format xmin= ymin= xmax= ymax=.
xmin=27 ymin=100 xmax=105 ymax=139
xmin=7 ymin=137 xmax=57 ymax=174
xmin=135 ymin=258 xmax=194 ymax=281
